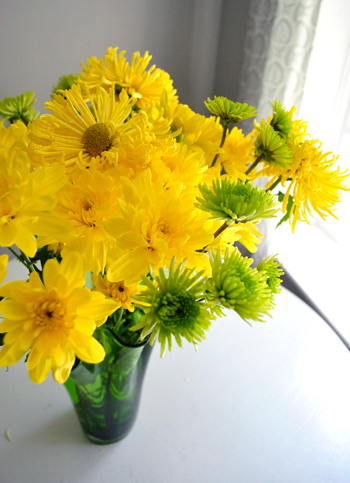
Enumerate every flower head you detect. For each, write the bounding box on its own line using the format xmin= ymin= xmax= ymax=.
xmin=205 ymin=97 xmax=258 ymax=124
xmin=207 ymin=247 xmax=279 ymax=322
xmin=159 ymin=94 xmax=223 ymax=165
xmin=0 ymin=122 xmax=68 ymax=257
xmin=282 ymin=140 xmax=349 ymax=231
xmin=79 ymin=47 xmax=177 ymax=108
xmin=256 ymin=255 xmax=283 ymax=295
xmin=0 ymin=92 xmax=39 ymax=125
xmin=131 ymin=258 xmax=215 ymax=357
xmin=255 ymin=121 xmax=292 ymax=168
xmin=217 ymin=127 xmax=255 ymax=180
xmin=91 ymin=273 xmax=142 ymax=313
xmin=270 ymin=100 xmax=293 ymax=137
xmin=29 ymin=84 xmax=151 ymax=175
xmin=51 ymin=74 xmax=79 ymax=97
xmin=196 ymin=178 xmax=279 ymax=225
xmin=39 ymin=167 xmax=123 ymax=274
xmin=105 ymin=170 xmax=213 ymax=284
xmin=0 ymin=252 xmax=118 ymax=384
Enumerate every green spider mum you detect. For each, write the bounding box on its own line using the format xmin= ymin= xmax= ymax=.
xmin=131 ymin=258 xmax=215 ymax=357
xmin=256 ymin=121 xmax=292 ymax=168
xmin=196 ymin=178 xmax=279 ymax=225
xmin=207 ymin=247 xmax=279 ymax=322
xmin=205 ymin=96 xmax=258 ymax=124
xmin=270 ymin=100 xmax=293 ymax=138
xmin=0 ymin=92 xmax=39 ymax=124
xmin=256 ymin=255 xmax=284 ymax=295
xmin=51 ymin=74 xmax=79 ymax=97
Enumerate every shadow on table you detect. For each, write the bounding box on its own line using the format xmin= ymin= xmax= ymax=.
xmin=21 ymin=408 xmax=89 ymax=446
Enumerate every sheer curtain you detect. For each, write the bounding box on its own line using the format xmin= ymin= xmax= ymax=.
xmin=238 ymin=0 xmax=321 ymax=127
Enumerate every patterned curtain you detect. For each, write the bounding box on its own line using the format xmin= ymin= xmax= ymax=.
xmin=239 ymin=0 xmax=322 ymax=131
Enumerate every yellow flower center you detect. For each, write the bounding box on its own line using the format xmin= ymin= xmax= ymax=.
xmin=156 ymin=222 xmax=171 ymax=241
xmin=80 ymin=201 xmax=98 ymax=227
xmin=82 ymin=123 xmax=112 ymax=157
xmin=32 ymin=300 xmax=67 ymax=330
xmin=107 ymin=281 xmax=129 ymax=303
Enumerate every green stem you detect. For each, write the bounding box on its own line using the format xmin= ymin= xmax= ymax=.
xmin=213 ymin=222 xmax=229 ymax=239
xmin=210 ymin=121 xmax=229 ymax=168
xmin=198 ymin=221 xmax=230 ymax=253
xmin=7 ymin=247 xmax=23 ymax=264
xmin=245 ymin=153 xmax=264 ymax=176
xmin=21 ymin=253 xmax=36 ymax=273
xmin=266 ymin=175 xmax=282 ymax=192
xmin=8 ymin=247 xmax=36 ymax=273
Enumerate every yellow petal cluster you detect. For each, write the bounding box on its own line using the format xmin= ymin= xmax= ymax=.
xmin=249 ymin=107 xmax=349 ymax=230
xmin=0 ymin=122 xmax=68 ymax=256
xmin=79 ymin=47 xmax=177 ymax=108
xmin=0 ymin=252 xmax=118 ymax=383
xmin=105 ymin=170 xmax=213 ymax=284
xmin=91 ymin=273 xmax=142 ymax=313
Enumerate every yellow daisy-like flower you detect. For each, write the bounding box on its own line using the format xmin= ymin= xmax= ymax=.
xmin=38 ymin=168 xmax=123 ymax=275
xmin=0 ymin=253 xmax=8 ymax=284
xmin=218 ymin=127 xmax=255 ymax=180
xmin=91 ymin=274 xmax=142 ymax=313
xmin=0 ymin=252 xmax=118 ymax=384
xmin=104 ymin=170 xmax=213 ymax=284
xmin=29 ymin=85 xmax=151 ymax=175
xmin=282 ymin=140 xmax=349 ymax=231
xmin=79 ymin=47 xmax=177 ymax=108
xmin=0 ymin=123 xmax=69 ymax=257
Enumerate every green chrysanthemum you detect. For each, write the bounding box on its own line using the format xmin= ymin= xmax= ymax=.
xmin=205 ymin=97 xmax=258 ymax=124
xmin=270 ymin=100 xmax=293 ymax=138
xmin=0 ymin=92 xmax=39 ymax=124
xmin=196 ymin=178 xmax=279 ymax=225
xmin=207 ymin=247 xmax=278 ymax=322
xmin=256 ymin=255 xmax=284 ymax=295
xmin=256 ymin=121 xmax=292 ymax=168
xmin=51 ymin=74 xmax=79 ymax=97
xmin=131 ymin=258 xmax=215 ymax=357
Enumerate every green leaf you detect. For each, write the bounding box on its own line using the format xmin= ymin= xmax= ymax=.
xmin=276 ymin=192 xmax=295 ymax=227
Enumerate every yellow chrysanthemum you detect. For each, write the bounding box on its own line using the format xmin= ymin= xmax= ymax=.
xmin=0 ymin=253 xmax=8 ymax=284
xmin=37 ymin=168 xmax=124 ymax=274
xmin=28 ymin=85 xmax=152 ymax=176
xmin=282 ymin=140 xmax=349 ymax=231
xmin=219 ymin=221 xmax=263 ymax=254
xmin=0 ymin=252 xmax=118 ymax=384
xmin=79 ymin=47 xmax=177 ymax=108
xmin=104 ymin=170 xmax=213 ymax=284
xmin=150 ymin=143 xmax=208 ymax=190
xmin=218 ymin=127 xmax=255 ymax=180
xmin=0 ymin=120 xmax=29 ymax=156
xmin=0 ymin=123 xmax=69 ymax=256
xmin=91 ymin=274 xmax=142 ymax=313
xmin=159 ymin=95 xmax=223 ymax=165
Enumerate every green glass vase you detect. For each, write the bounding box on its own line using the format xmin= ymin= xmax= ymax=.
xmin=64 ymin=326 xmax=152 ymax=445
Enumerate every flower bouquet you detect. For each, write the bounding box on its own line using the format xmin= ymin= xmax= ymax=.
xmin=0 ymin=47 xmax=348 ymax=444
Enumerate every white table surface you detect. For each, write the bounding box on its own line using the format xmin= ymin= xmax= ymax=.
xmin=1 ymin=261 xmax=350 ymax=483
